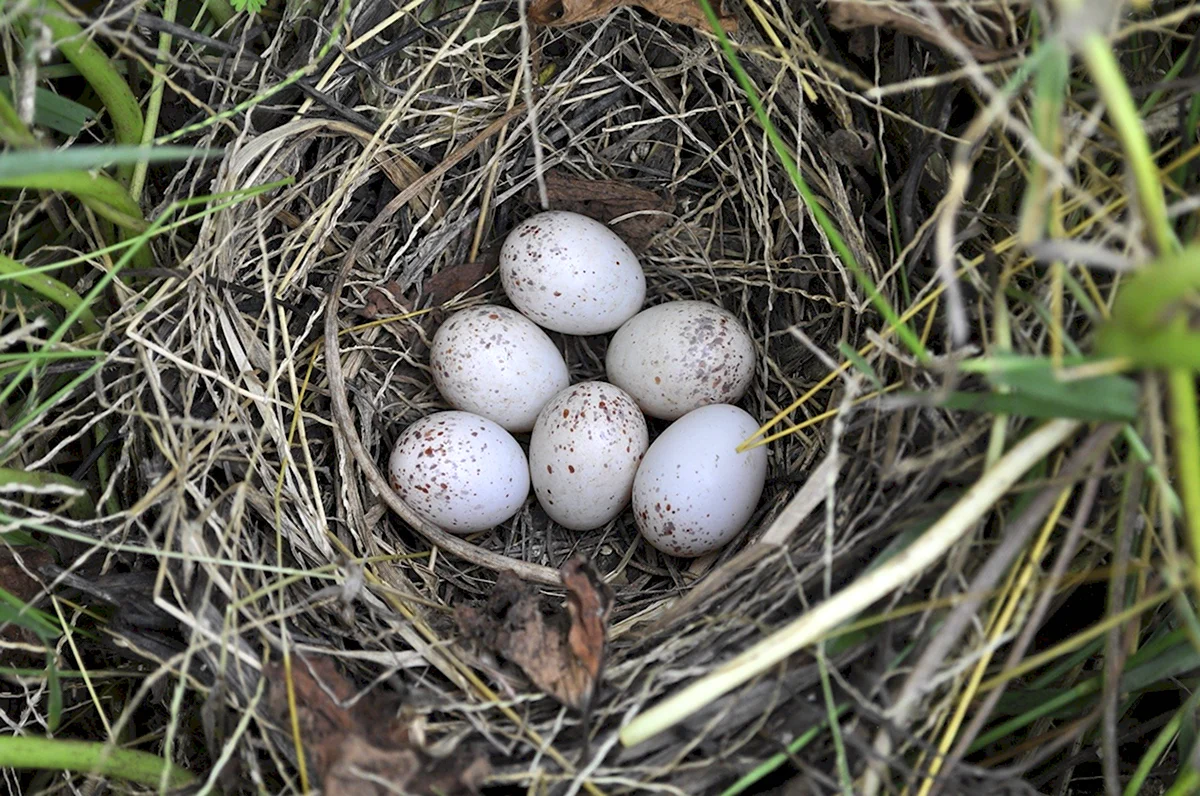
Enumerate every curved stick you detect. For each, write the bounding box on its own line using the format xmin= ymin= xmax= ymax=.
xmin=323 ymin=106 xmax=560 ymax=586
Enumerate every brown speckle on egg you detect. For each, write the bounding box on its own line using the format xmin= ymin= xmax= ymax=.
xmin=528 ymin=382 xmax=649 ymax=531
xmin=388 ymin=411 xmax=530 ymax=534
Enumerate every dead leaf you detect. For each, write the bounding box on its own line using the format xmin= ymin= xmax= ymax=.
xmin=563 ymin=558 xmax=611 ymax=686
xmin=322 ymin=736 xmax=489 ymax=796
xmin=827 ymin=0 xmax=1016 ymax=63
xmin=0 ymin=548 xmax=54 ymax=666
xmin=0 ymin=547 xmax=53 ymax=604
xmin=265 ymin=656 xmax=487 ymax=795
xmin=456 ymin=557 xmax=613 ymax=711
xmin=539 ymin=172 xmax=675 ymax=252
xmin=421 ymin=261 xmax=498 ymax=307
xmin=530 ymin=0 xmax=734 ymax=34
xmin=359 ymin=282 xmax=412 ymax=320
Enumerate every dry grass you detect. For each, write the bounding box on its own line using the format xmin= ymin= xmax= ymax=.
xmin=4 ymin=0 xmax=1200 ymax=792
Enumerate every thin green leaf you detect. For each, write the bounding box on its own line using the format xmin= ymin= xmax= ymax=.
xmin=980 ymin=634 xmax=1200 ymax=751
xmin=44 ymin=649 xmax=62 ymax=732
xmin=720 ymin=705 xmax=848 ymax=796
xmin=973 ymin=355 xmax=1139 ymax=420
xmin=837 ymin=342 xmax=882 ymax=389
xmin=0 ymin=587 xmax=61 ymax=639
xmin=0 ymin=145 xmax=221 ymax=180
xmin=0 ymin=736 xmax=195 ymax=787
xmin=0 ymin=84 xmax=95 ymax=136
xmin=0 ymin=530 xmax=38 ymax=546
xmin=936 ymin=388 xmax=1137 ymax=422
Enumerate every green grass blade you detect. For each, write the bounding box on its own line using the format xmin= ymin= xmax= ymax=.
xmin=0 ymin=736 xmax=194 ymax=787
xmin=43 ymin=648 xmax=62 ymax=731
xmin=0 ymin=588 xmax=61 ymax=640
xmin=720 ymin=703 xmax=849 ymax=796
xmin=692 ymin=0 xmax=926 ymax=363
xmin=35 ymin=7 xmax=143 ymax=180
xmin=935 ymin=386 xmax=1137 ymax=422
xmin=837 ymin=341 xmax=882 ymax=389
xmin=0 ymin=253 xmax=100 ymax=336
xmin=0 ymin=84 xmax=94 ymax=136
xmin=1125 ymin=686 xmax=1200 ymax=796
xmin=978 ymin=635 xmax=1200 ymax=752
xmin=0 ymin=145 xmax=220 ymax=181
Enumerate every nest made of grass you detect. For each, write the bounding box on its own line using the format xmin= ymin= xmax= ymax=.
xmin=7 ymin=0 xmax=1193 ymax=792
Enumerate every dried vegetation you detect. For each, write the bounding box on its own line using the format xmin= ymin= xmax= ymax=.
xmin=3 ymin=0 xmax=1200 ymax=793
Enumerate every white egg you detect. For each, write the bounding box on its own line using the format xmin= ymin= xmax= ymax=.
xmin=388 ymin=411 xmax=530 ymax=534
xmin=606 ymin=301 xmax=756 ymax=420
xmin=500 ymin=211 xmax=646 ymax=335
xmin=431 ymin=305 xmax=570 ymax=433
xmin=632 ymin=404 xmax=767 ymax=557
xmin=529 ymin=382 xmax=649 ymax=531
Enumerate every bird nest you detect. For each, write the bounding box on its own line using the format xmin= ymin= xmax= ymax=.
xmin=7 ymin=0 xmax=1127 ymax=792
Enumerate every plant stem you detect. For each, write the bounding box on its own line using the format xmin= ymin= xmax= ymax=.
xmin=205 ymin=0 xmax=237 ymax=26
xmin=1163 ymin=767 xmax=1200 ymax=796
xmin=0 ymin=170 xmax=153 ymax=270
xmin=1169 ymin=366 xmax=1200 ymax=593
xmin=1069 ymin=11 xmax=1200 ymax=608
xmin=1077 ymin=35 xmax=1175 ymax=255
xmin=38 ymin=2 xmax=144 ymax=183
xmin=0 ymin=736 xmax=193 ymax=788
xmin=0 ymin=171 xmax=147 ymax=233
xmin=130 ymin=0 xmax=177 ymax=200
xmin=0 ymin=91 xmax=37 ymax=147
xmin=620 ymin=418 xmax=1082 ymax=747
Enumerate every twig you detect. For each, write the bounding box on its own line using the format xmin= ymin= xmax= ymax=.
xmin=620 ymin=418 xmax=1082 ymax=748
xmin=1101 ymin=463 xmax=1145 ymax=796
xmin=937 ymin=453 xmax=1111 ymax=791
xmin=863 ymin=423 xmax=1118 ymax=794
xmin=323 ymin=104 xmax=561 ymax=586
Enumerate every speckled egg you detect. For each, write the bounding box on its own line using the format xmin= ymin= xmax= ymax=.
xmin=431 ymin=305 xmax=570 ymax=433
xmin=632 ymin=404 xmax=767 ymax=557
xmin=388 ymin=411 xmax=530 ymax=534
xmin=606 ymin=301 xmax=756 ymax=420
xmin=500 ymin=211 xmax=646 ymax=335
xmin=528 ymin=382 xmax=649 ymax=531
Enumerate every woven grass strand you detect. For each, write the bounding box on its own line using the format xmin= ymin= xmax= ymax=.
xmin=323 ymin=106 xmax=560 ymax=586
xmin=620 ymin=417 xmax=1082 ymax=747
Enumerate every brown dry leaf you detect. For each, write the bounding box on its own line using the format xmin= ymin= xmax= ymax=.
xmin=0 ymin=548 xmax=53 ymax=603
xmin=322 ymin=736 xmax=489 ymax=796
xmin=0 ymin=548 xmax=54 ymax=666
xmin=422 ymin=261 xmax=498 ymax=307
xmin=359 ymin=282 xmax=412 ymax=320
xmin=540 ymin=172 xmax=675 ymax=252
xmin=562 ymin=558 xmax=611 ymax=685
xmin=264 ymin=656 xmax=487 ymax=795
xmin=456 ymin=557 xmax=613 ymax=711
xmin=530 ymin=0 xmax=734 ymax=35
xmin=827 ymin=0 xmax=1015 ymax=63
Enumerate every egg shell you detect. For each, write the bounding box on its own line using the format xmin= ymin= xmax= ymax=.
xmin=606 ymin=301 xmax=756 ymax=420
xmin=632 ymin=404 xmax=767 ymax=557
xmin=388 ymin=411 xmax=530 ymax=534
xmin=500 ymin=211 xmax=646 ymax=335
xmin=431 ymin=305 xmax=570 ymax=433
xmin=529 ymin=382 xmax=650 ymax=531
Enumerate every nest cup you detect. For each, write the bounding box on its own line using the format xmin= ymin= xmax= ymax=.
xmin=104 ymin=2 xmax=984 ymax=791
xmin=318 ymin=175 xmax=838 ymax=786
